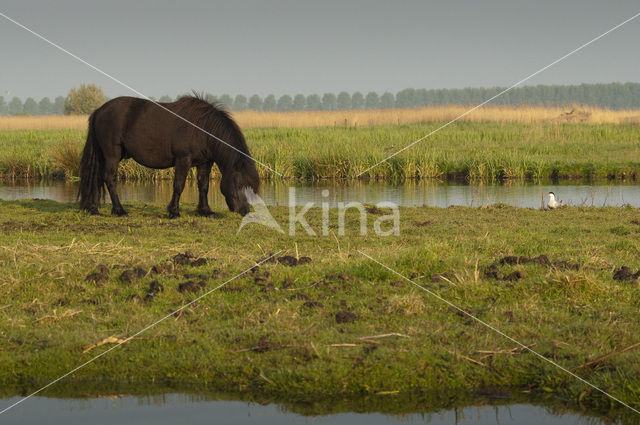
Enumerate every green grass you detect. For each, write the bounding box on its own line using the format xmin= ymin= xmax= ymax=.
xmin=0 ymin=200 xmax=639 ymax=422
xmin=1 ymin=122 xmax=639 ymax=181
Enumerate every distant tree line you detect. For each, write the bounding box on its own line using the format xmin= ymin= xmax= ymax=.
xmin=0 ymin=84 xmax=107 ymax=116
xmin=0 ymin=95 xmax=66 ymax=115
xmin=2 ymin=82 xmax=640 ymax=115
xmin=178 ymin=82 xmax=640 ymax=112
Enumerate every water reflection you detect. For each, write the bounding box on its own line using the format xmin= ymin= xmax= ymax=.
xmin=0 ymin=395 xmax=617 ymax=425
xmin=1 ymin=180 xmax=639 ymax=209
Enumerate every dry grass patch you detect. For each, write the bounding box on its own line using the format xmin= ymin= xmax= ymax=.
xmin=386 ymin=293 xmax=426 ymax=315
xmin=2 ymin=105 xmax=640 ymax=130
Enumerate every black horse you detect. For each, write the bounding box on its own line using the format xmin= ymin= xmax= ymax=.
xmin=78 ymin=95 xmax=259 ymax=218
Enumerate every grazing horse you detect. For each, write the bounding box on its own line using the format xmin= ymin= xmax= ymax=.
xmin=78 ymin=95 xmax=259 ymax=218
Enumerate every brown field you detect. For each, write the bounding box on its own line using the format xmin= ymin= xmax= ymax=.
xmin=2 ymin=104 xmax=640 ymax=130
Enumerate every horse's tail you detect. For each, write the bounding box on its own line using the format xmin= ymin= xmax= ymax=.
xmin=78 ymin=110 xmax=104 ymax=213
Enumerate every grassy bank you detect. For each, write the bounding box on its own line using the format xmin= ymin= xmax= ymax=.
xmin=0 ymin=200 xmax=639 ymax=420
xmin=1 ymin=121 xmax=639 ymax=181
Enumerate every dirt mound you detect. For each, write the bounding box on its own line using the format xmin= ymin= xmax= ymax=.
xmin=85 ymin=265 xmax=109 ymax=284
xmin=190 ymin=258 xmax=207 ymax=267
xmin=485 ymin=254 xmax=577 ymax=282
xmin=335 ymin=310 xmax=357 ymax=324
xmin=613 ymin=266 xmax=640 ymax=282
xmin=151 ymin=263 xmax=173 ymax=275
xmin=278 ymin=256 xmax=312 ymax=267
xmin=144 ymin=280 xmax=164 ymax=302
xmin=172 ymin=251 xmax=194 ymax=265
xmin=178 ymin=280 xmax=206 ymax=293
xmin=119 ymin=268 xmax=146 ymax=284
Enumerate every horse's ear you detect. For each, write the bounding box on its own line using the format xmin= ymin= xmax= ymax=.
xmin=233 ymin=156 xmax=260 ymax=191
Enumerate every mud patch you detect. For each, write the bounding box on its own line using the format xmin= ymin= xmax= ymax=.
xmin=613 ymin=266 xmax=640 ymax=282
xmin=254 ymin=275 xmax=271 ymax=286
xmin=178 ymin=280 xmax=206 ymax=293
xmin=281 ymin=277 xmax=295 ymax=289
xmin=252 ymin=336 xmax=273 ymax=353
xmin=335 ymin=310 xmax=357 ymax=324
xmin=326 ymin=273 xmax=356 ymax=282
xmin=85 ymin=265 xmax=109 ymax=284
xmin=148 ymin=280 xmax=164 ymax=294
xmin=172 ymin=251 xmax=195 ymax=265
xmin=303 ymin=301 xmax=324 ymax=308
xmin=290 ymin=293 xmax=310 ymax=301
xmin=144 ymin=280 xmax=164 ymax=302
xmin=211 ymin=269 xmax=228 ymax=279
xmin=119 ymin=268 xmax=146 ymax=284
xmin=364 ymin=205 xmax=383 ymax=215
xmin=151 ymin=263 xmax=173 ymax=275
xmin=552 ymin=260 xmax=580 ymax=271
xmin=278 ymin=256 xmax=297 ymax=266
xmin=190 ymin=258 xmax=208 ymax=267
xmin=485 ymin=254 xmax=578 ymax=281
xmin=483 ymin=265 xmax=504 ymax=280
xmin=504 ymin=271 xmax=524 ymax=281
xmin=278 ymin=256 xmax=312 ymax=267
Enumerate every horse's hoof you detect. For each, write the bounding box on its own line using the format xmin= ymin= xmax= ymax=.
xmin=112 ymin=209 xmax=128 ymax=216
xmin=197 ymin=209 xmax=217 ymax=218
xmin=168 ymin=211 xmax=180 ymax=219
xmin=88 ymin=208 xmax=100 ymax=215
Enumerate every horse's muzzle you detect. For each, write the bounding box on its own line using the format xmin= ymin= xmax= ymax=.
xmin=237 ymin=205 xmax=250 ymax=216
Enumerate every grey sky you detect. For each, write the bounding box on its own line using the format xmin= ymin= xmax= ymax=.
xmin=1 ymin=0 xmax=640 ymax=100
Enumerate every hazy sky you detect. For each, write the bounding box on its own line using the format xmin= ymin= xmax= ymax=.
xmin=1 ymin=0 xmax=640 ymax=100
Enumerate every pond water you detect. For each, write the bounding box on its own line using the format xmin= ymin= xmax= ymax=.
xmin=0 ymin=395 xmax=620 ymax=425
xmin=1 ymin=180 xmax=639 ymax=209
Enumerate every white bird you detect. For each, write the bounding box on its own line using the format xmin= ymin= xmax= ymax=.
xmin=547 ymin=192 xmax=564 ymax=209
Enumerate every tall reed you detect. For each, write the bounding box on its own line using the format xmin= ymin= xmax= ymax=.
xmin=1 ymin=121 xmax=638 ymax=182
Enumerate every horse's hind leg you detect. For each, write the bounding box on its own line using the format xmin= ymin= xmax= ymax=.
xmin=196 ymin=163 xmax=215 ymax=217
xmin=168 ymin=156 xmax=191 ymax=218
xmin=104 ymin=157 xmax=127 ymax=216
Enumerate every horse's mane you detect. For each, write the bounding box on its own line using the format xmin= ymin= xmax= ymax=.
xmin=172 ymin=94 xmax=260 ymax=192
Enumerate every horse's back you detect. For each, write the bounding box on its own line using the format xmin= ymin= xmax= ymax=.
xmin=93 ymin=97 xmax=182 ymax=168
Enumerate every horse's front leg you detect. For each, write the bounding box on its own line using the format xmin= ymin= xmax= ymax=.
xmin=168 ymin=156 xmax=191 ymax=219
xmin=196 ymin=163 xmax=215 ymax=217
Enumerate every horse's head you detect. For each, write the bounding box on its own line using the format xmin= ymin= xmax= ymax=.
xmin=220 ymin=159 xmax=260 ymax=216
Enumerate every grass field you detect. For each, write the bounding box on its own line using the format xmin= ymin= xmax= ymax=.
xmin=0 ymin=121 xmax=639 ymax=181
xmin=0 ymin=200 xmax=639 ymax=422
